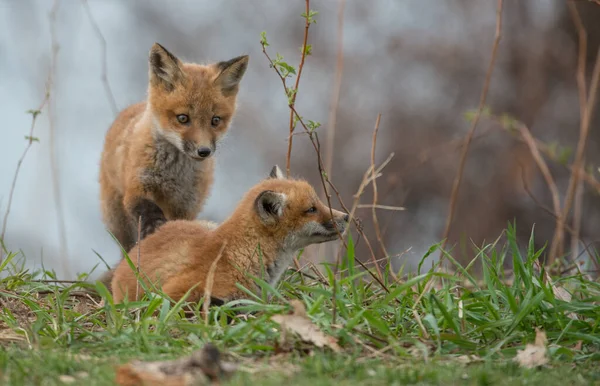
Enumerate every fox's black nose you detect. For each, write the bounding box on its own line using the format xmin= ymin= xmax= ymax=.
xmin=343 ymin=213 xmax=350 ymax=222
xmin=197 ymin=147 xmax=212 ymax=158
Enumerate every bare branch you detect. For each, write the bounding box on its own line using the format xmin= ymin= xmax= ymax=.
xmin=136 ymin=215 xmax=142 ymax=301
xmin=519 ymin=124 xmax=563 ymax=267
xmin=48 ymin=0 xmax=70 ymax=278
xmin=323 ymin=0 xmax=346 ymax=189
xmin=81 ymin=0 xmax=118 ymax=116
xmin=558 ymin=2 xmax=600 ymax=261
xmin=285 ymin=0 xmax=312 ymax=177
xmin=439 ymin=0 xmax=504 ymax=263
xmin=369 ymin=114 xmax=390 ymax=267
xmin=202 ymin=241 xmax=227 ymax=324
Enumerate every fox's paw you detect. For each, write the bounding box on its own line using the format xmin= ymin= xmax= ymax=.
xmin=131 ymin=198 xmax=167 ymax=239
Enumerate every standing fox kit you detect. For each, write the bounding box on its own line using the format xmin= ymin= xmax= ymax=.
xmin=99 ymin=43 xmax=248 ymax=266
xmin=111 ymin=166 xmax=349 ymax=303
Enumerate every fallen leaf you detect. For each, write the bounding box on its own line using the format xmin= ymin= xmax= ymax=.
xmin=538 ymin=265 xmax=578 ymax=320
xmin=271 ymin=300 xmax=341 ymax=352
xmin=514 ymin=328 xmax=548 ymax=369
xmin=455 ymin=354 xmax=483 ymax=364
xmin=116 ymin=343 xmax=237 ymax=386
xmin=58 ymin=375 xmax=76 ymax=384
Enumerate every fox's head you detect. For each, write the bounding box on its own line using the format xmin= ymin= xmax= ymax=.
xmin=246 ymin=165 xmax=349 ymax=250
xmin=147 ymin=43 xmax=249 ymax=160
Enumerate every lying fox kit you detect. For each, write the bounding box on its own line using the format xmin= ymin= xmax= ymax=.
xmin=111 ymin=165 xmax=349 ymax=303
xmin=98 ymin=43 xmax=248 ymax=287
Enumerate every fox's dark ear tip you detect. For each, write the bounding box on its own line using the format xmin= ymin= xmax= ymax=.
xmin=269 ymin=165 xmax=285 ymax=180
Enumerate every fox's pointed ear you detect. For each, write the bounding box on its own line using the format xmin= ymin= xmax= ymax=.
xmin=214 ymin=55 xmax=249 ymax=96
xmin=255 ymin=190 xmax=286 ymax=225
xmin=149 ymin=43 xmax=183 ymax=91
xmin=268 ymin=165 xmax=285 ymax=180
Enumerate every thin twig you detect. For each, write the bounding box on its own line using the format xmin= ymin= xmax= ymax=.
xmin=262 ymin=25 xmax=395 ymax=301
xmin=439 ymin=0 xmax=504 ymax=263
xmin=0 ymin=98 xmax=51 ymax=263
xmin=202 ymin=241 xmax=227 ymax=324
xmin=135 ymin=215 xmax=141 ymax=301
xmin=32 ymin=280 xmax=83 ymax=284
xmin=489 ymin=116 xmax=600 ymax=194
xmin=571 ymin=176 xmax=584 ymax=264
xmin=48 ymin=0 xmax=69 ymax=278
xmin=323 ymin=0 xmax=346 ymax=188
xmin=81 ymin=0 xmax=118 ymax=116
xmin=519 ymin=163 xmax=599 ymax=273
xmin=369 ymin=114 xmax=390 ymax=263
xmin=357 ymin=204 xmax=405 ymax=211
xmin=285 ymin=0 xmax=312 ymax=177
xmin=558 ymin=3 xmax=600 ymax=262
xmin=519 ymin=125 xmax=563 ymax=268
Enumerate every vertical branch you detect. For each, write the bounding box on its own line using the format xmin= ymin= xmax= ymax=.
xmin=81 ymin=0 xmax=118 ymax=116
xmin=322 ymin=0 xmax=346 ymax=188
xmin=369 ymin=114 xmax=389 ymax=260
xmin=0 ymin=0 xmax=61 ymax=260
xmin=519 ymin=125 xmax=562 ymax=274
xmin=0 ymin=99 xmax=50 ymax=263
xmin=203 ymin=242 xmax=227 ymax=324
xmin=285 ymin=0 xmax=311 ymax=177
xmin=571 ymin=175 xmax=584 ymax=263
xmin=135 ymin=215 xmax=142 ymax=301
xmin=556 ymin=2 xmax=600 ymax=263
xmin=48 ymin=0 xmax=70 ymax=278
xmin=318 ymin=0 xmax=346 ymax=286
xmin=439 ymin=0 xmax=503 ymax=262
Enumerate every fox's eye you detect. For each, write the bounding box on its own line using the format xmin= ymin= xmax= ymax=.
xmin=211 ymin=116 xmax=221 ymax=127
xmin=177 ymin=114 xmax=189 ymax=124
xmin=305 ymin=206 xmax=317 ymax=214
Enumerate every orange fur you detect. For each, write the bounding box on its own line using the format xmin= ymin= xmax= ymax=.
xmin=111 ymin=166 xmax=349 ymax=304
xmin=98 ymin=43 xmax=248 ymax=287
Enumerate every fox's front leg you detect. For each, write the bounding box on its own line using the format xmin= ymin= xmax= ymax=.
xmin=123 ymin=184 xmax=167 ymax=240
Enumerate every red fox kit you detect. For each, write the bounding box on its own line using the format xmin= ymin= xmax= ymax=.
xmin=111 ymin=165 xmax=349 ymax=303
xmin=98 ymin=43 xmax=248 ymax=286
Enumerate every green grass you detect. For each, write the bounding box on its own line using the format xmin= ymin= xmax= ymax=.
xmin=1 ymin=224 xmax=599 ymax=385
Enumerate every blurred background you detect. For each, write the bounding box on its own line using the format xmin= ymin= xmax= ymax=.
xmin=1 ymin=0 xmax=599 ymax=280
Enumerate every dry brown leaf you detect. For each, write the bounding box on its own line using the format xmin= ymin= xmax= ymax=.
xmin=271 ymin=300 xmax=341 ymax=353
xmin=115 ymin=343 xmax=237 ymax=386
xmin=549 ymin=278 xmax=577 ymax=320
xmin=58 ymin=375 xmax=77 ymax=384
xmin=514 ymin=328 xmax=549 ymax=369
xmin=455 ymin=354 xmax=483 ymax=364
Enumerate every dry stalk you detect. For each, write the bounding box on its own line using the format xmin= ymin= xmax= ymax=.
xmin=81 ymin=0 xmax=118 ymax=116
xmin=439 ymin=0 xmax=504 ymax=263
xmin=48 ymin=0 xmax=70 ymax=278
xmin=369 ymin=114 xmax=390 ymax=262
xmin=285 ymin=0 xmax=312 ymax=177
xmin=519 ymin=125 xmax=563 ymax=268
xmin=556 ymin=3 xmax=600 ymax=262
xmin=489 ymin=117 xmax=600 ymax=194
xmin=261 ymin=10 xmax=402 ymax=325
xmin=202 ymin=242 xmax=227 ymax=324
xmin=519 ymin=164 xmax=600 ymax=273
xmin=135 ymin=216 xmax=142 ymax=301
xmin=571 ymin=176 xmax=584 ymax=263
xmin=276 ymin=90 xmax=392 ymax=292
xmin=0 ymin=90 xmax=52 ymax=263
xmin=323 ymin=0 xmax=346 ymax=186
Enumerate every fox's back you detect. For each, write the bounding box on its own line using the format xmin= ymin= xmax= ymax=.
xmin=100 ymin=102 xmax=147 ymax=188
xmin=111 ymin=220 xmax=212 ymax=299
